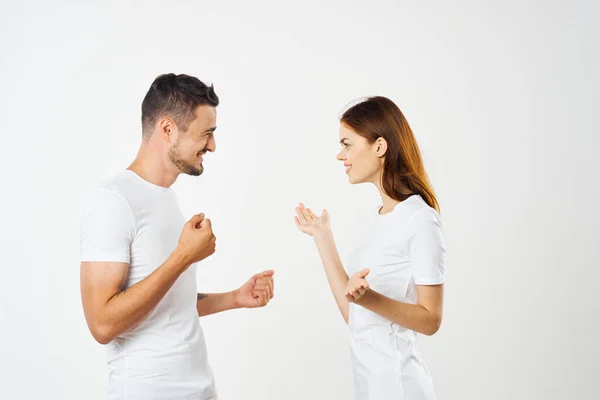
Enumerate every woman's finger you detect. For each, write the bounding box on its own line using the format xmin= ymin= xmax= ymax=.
xmin=295 ymin=207 xmax=307 ymax=224
xmin=299 ymin=203 xmax=312 ymax=222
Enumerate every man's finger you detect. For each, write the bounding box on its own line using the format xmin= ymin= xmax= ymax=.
xmin=255 ymin=276 xmax=274 ymax=287
xmin=253 ymin=284 xmax=269 ymax=297
xmin=200 ymin=218 xmax=212 ymax=230
xmin=257 ymin=291 xmax=268 ymax=306
xmin=267 ymin=277 xmax=274 ymax=295
xmin=190 ymin=213 xmax=205 ymax=228
xmin=255 ymin=283 xmax=273 ymax=300
xmin=255 ymin=270 xmax=274 ymax=281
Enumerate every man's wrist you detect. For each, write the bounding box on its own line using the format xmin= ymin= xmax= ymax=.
xmin=170 ymin=247 xmax=192 ymax=272
xmin=231 ymin=289 xmax=243 ymax=309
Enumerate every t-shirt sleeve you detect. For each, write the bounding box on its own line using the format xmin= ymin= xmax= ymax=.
xmin=80 ymin=188 xmax=135 ymax=263
xmin=408 ymin=208 xmax=446 ymax=285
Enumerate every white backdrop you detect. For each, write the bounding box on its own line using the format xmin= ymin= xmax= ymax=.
xmin=0 ymin=1 xmax=598 ymax=399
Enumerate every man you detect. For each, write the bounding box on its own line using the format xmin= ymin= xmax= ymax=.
xmin=80 ymin=73 xmax=275 ymax=400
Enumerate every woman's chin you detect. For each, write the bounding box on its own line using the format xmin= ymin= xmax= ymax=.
xmin=348 ymin=175 xmax=361 ymax=185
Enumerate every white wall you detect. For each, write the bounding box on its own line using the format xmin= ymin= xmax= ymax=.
xmin=0 ymin=1 xmax=598 ymax=399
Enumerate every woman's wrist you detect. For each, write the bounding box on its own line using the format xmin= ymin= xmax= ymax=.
xmin=313 ymin=227 xmax=333 ymax=243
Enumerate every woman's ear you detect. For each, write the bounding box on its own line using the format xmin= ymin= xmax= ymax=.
xmin=375 ymin=137 xmax=388 ymax=157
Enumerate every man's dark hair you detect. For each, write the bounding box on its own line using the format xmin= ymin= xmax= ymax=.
xmin=141 ymin=73 xmax=219 ymax=138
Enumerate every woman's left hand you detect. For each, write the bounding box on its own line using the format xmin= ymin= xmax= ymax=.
xmin=345 ymin=268 xmax=370 ymax=302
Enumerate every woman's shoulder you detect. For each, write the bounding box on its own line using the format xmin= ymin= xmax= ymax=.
xmin=406 ymin=195 xmax=442 ymax=227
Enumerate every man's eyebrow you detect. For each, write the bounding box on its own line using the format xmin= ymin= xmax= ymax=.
xmin=203 ymin=126 xmax=217 ymax=134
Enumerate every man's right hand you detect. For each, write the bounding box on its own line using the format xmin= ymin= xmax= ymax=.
xmin=176 ymin=213 xmax=216 ymax=266
xmin=81 ymin=213 xmax=216 ymax=344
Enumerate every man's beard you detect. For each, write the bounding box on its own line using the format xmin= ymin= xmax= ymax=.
xmin=169 ymin=143 xmax=204 ymax=176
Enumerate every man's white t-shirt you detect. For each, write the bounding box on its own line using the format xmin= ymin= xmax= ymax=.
xmin=80 ymin=170 xmax=217 ymax=400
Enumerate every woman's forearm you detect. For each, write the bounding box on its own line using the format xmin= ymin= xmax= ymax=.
xmin=356 ymin=289 xmax=442 ymax=335
xmin=313 ymin=229 xmax=350 ymax=323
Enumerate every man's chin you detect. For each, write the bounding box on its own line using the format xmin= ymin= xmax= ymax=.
xmin=189 ymin=167 xmax=203 ymax=177
xmin=180 ymin=163 xmax=203 ymax=177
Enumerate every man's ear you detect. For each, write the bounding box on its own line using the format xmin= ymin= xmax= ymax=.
xmin=159 ymin=118 xmax=177 ymax=143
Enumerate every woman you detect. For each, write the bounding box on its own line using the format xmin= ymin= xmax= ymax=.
xmin=294 ymin=96 xmax=446 ymax=400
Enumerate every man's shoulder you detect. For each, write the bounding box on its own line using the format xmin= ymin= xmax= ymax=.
xmin=97 ymin=170 xmax=132 ymax=193
xmin=82 ymin=171 xmax=136 ymax=214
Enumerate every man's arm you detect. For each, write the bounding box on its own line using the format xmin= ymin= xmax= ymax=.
xmin=195 ymin=292 xmax=239 ymax=317
xmin=80 ymin=213 xmax=216 ymax=344
xmin=81 ymin=251 xmax=190 ymax=344
xmin=196 ymin=270 xmax=275 ymax=317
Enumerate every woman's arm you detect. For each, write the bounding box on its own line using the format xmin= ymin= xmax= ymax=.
xmin=346 ymin=207 xmax=446 ymax=335
xmin=313 ymin=230 xmax=351 ymax=323
xmin=295 ymin=204 xmax=350 ymax=324
xmin=347 ymin=279 xmax=444 ymax=335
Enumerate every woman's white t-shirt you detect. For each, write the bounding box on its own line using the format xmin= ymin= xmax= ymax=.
xmin=346 ymin=194 xmax=446 ymax=400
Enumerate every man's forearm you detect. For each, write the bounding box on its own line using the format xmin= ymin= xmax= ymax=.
xmin=96 ymin=250 xmax=190 ymax=343
xmin=313 ymin=230 xmax=350 ymax=323
xmin=196 ymin=291 xmax=241 ymax=317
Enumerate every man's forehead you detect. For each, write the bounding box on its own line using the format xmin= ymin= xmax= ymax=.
xmin=190 ymin=106 xmax=217 ymax=129
xmin=194 ymin=105 xmax=217 ymax=119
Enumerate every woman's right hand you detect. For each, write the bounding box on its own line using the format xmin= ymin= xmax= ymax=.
xmin=294 ymin=203 xmax=331 ymax=237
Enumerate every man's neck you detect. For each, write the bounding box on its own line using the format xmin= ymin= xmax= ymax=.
xmin=127 ymin=147 xmax=178 ymax=189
